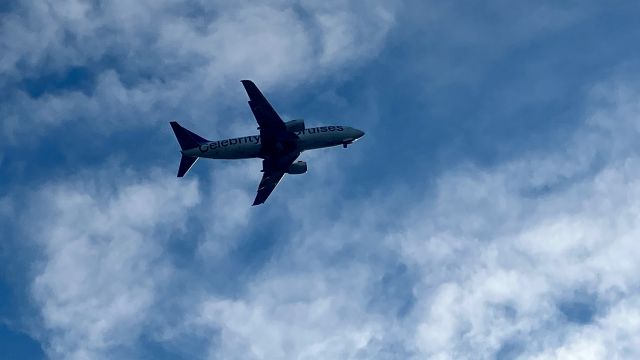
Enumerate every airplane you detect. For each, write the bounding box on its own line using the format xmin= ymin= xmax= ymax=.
xmin=169 ymin=80 xmax=365 ymax=206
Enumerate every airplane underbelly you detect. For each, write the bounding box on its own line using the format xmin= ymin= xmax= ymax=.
xmin=298 ymin=134 xmax=341 ymax=151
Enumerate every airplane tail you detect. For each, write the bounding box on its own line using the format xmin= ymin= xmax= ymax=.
xmin=170 ymin=121 xmax=209 ymax=150
xmin=169 ymin=121 xmax=209 ymax=177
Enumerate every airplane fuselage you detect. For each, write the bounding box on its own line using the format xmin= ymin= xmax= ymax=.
xmin=170 ymin=79 xmax=365 ymax=205
xmin=182 ymin=125 xmax=363 ymax=159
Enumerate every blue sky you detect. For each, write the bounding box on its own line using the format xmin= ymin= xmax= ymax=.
xmin=2 ymin=1 xmax=640 ymax=359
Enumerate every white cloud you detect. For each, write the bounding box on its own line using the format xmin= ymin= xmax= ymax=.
xmin=24 ymin=168 xmax=199 ymax=359
xmin=1 ymin=0 xmax=397 ymax=143
xmin=164 ymin=80 xmax=640 ymax=359
xmin=530 ymin=296 xmax=640 ymax=359
xmin=6 ymin=2 xmax=640 ymax=359
xmin=13 ymin=72 xmax=640 ymax=360
xmin=390 ymin=82 xmax=640 ymax=358
xmin=195 ymin=161 xmax=257 ymax=259
xmin=193 ymin=268 xmax=381 ymax=359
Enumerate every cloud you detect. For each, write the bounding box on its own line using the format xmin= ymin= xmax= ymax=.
xmin=1 ymin=1 xmax=397 ymax=143
xmin=23 ymin=168 xmax=199 ymax=359
xmin=194 ymin=269 xmax=380 ymax=359
xmin=5 ymin=1 xmax=640 ymax=359
xmin=9 ymin=60 xmax=640 ymax=360
xmin=390 ymin=81 xmax=640 ymax=358
xmin=162 ymin=79 xmax=640 ymax=359
xmin=530 ymin=296 xmax=640 ymax=359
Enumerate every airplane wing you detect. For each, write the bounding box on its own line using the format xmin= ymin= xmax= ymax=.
xmin=241 ymin=80 xmax=300 ymax=205
xmin=252 ymin=151 xmax=299 ymax=206
xmin=241 ymin=80 xmax=288 ymax=144
xmin=253 ymin=170 xmax=286 ymax=206
xmin=241 ymin=79 xmax=300 ymax=156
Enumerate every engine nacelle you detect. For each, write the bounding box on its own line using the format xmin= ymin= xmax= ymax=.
xmin=287 ymin=161 xmax=307 ymax=175
xmin=285 ymin=119 xmax=305 ymax=132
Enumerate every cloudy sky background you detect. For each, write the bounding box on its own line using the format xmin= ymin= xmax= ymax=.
xmin=2 ymin=1 xmax=640 ymax=359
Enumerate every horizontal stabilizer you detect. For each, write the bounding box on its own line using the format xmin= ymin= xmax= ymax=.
xmin=177 ymin=156 xmax=198 ymax=177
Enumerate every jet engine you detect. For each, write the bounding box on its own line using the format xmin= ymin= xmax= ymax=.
xmin=285 ymin=119 xmax=305 ymax=132
xmin=287 ymin=161 xmax=307 ymax=174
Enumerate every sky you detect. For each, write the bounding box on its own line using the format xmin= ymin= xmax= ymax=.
xmin=2 ymin=1 xmax=640 ymax=359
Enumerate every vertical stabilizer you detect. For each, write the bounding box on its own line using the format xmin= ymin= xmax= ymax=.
xmin=170 ymin=121 xmax=209 ymax=150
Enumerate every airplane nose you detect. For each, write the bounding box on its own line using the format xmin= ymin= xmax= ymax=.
xmin=355 ymin=129 xmax=365 ymax=138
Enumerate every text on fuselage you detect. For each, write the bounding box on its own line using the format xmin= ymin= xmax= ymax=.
xmin=199 ymin=126 xmax=344 ymax=153
xmin=200 ymin=135 xmax=260 ymax=152
xmin=296 ymin=125 xmax=344 ymax=135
